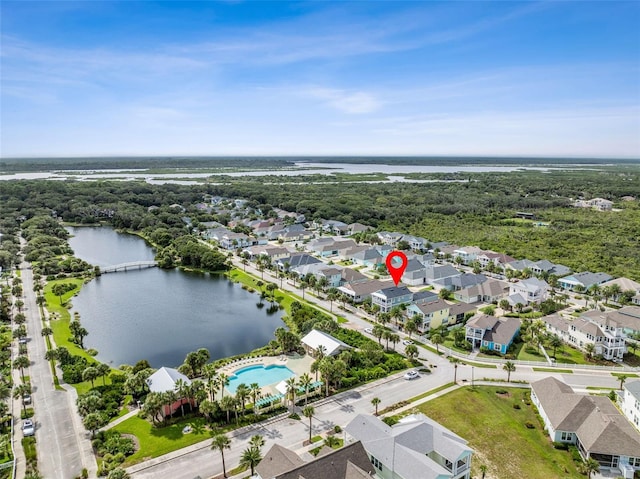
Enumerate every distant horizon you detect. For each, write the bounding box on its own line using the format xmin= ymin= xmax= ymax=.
xmin=2 ymin=2 xmax=639 ymax=157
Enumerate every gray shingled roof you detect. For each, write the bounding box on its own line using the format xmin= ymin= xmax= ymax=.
xmin=256 ymin=443 xmax=305 ymax=479
xmin=275 ymin=441 xmax=374 ymax=479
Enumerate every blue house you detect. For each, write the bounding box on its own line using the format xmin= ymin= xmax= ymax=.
xmin=465 ymin=315 xmax=521 ymax=354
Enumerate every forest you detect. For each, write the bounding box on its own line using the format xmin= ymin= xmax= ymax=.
xmin=0 ymin=165 xmax=639 ymax=279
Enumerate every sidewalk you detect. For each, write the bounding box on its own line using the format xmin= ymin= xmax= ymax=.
xmin=101 ymin=409 xmax=139 ymax=431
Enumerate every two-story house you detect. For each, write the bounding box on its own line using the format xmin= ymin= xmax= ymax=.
xmin=621 ymin=380 xmax=640 ymax=431
xmin=371 ymin=286 xmax=413 ymax=313
xmin=465 ymin=315 xmax=521 ymax=354
xmin=346 ymin=413 xmax=473 ymax=479
xmin=508 ymin=277 xmax=549 ymax=304
xmin=405 ymin=299 xmax=451 ymax=331
xmin=452 ymin=246 xmax=484 ymax=265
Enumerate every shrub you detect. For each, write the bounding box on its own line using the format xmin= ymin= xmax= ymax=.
xmin=495 ymin=389 xmax=508 ymax=394
xmin=513 ymin=403 xmax=521 ymax=409
xmin=334 ymin=425 xmax=342 ymax=434
xmin=552 ymin=442 xmax=569 ymax=450
xmin=288 ymin=413 xmax=300 ymax=420
xmin=381 ymin=417 xmax=398 ymax=426
xmin=524 ymin=421 xmax=535 ymax=429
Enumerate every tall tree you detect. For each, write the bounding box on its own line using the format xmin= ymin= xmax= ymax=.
xmin=302 ymin=405 xmax=315 ymax=443
xmin=371 ymin=397 xmax=381 ymax=416
xmin=503 ymin=361 xmax=516 ymax=382
xmin=211 ymin=433 xmax=232 ymax=478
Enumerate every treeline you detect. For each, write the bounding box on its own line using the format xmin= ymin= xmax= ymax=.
xmin=1 ymin=169 xmax=639 ymax=279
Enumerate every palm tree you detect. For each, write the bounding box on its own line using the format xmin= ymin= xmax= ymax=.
xmin=618 ymin=374 xmax=629 ymax=390
xmin=249 ymin=382 xmax=261 ymax=411
xmin=13 ymin=383 xmax=32 ymax=415
xmin=479 ymin=464 xmax=487 ymax=479
xmin=97 ymin=363 xmax=110 ymax=386
xmin=174 ymin=378 xmax=190 ymax=416
xmin=13 ymin=355 xmax=30 ymax=381
xmin=218 ymin=373 xmax=229 ymax=398
xmin=405 ymin=316 xmax=419 ymax=338
xmin=220 ymin=395 xmax=235 ymax=424
xmin=211 ymin=433 xmax=232 ymax=478
xmin=327 ymin=288 xmax=339 ymax=312
xmin=372 ymin=324 xmax=385 ymax=345
xmin=371 ymin=397 xmax=381 ymax=416
xmin=324 ymin=435 xmax=340 ymax=448
xmin=405 ymin=344 xmax=419 ymax=360
xmin=584 ymin=343 xmax=595 ymax=360
xmin=285 ymin=377 xmax=298 ymax=411
xmin=449 ymin=357 xmax=460 ymax=383
xmin=431 ymin=333 xmax=443 ymax=353
xmin=548 ymin=334 xmax=563 ymax=358
xmin=302 ymin=405 xmax=315 ymax=443
xmin=579 ymin=457 xmax=600 ymax=479
xmin=239 ymin=446 xmax=262 ymax=477
xmin=298 ymin=373 xmax=312 ymax=405
xmin=235 ymin=383 xmax=250 ymax=416
xmin=503 ymin=361 xmax=516 ymax=382
xmin=82 ymin=366 xmax=99 ymax=388
xmin=250 ymin=434 xmax=265 ymax=451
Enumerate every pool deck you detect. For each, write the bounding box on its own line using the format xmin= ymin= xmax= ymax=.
xmin=220 ymin=353 xmax=315 ymax=396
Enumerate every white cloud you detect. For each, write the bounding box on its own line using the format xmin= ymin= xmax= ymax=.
xmin=303 ymin=88 xmax=381 ymax=114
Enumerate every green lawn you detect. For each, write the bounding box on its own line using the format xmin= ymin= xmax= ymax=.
xmin=407 ymin=382 xmax=455 ymax=403
xmin=612 ymin=372 xmax=639 ymax=379
xmin=416 ymin=387 xmax=582 ymax=479
xmin=44 ymin=278 xmax=96 ymax=363
xmin=113 ymin=415 xmax=212 ymax=465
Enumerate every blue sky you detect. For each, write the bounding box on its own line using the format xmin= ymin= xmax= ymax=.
xmin=2 ymin=1 xmax=639 ymax=158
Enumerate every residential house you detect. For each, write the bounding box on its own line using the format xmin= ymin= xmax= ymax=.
xmin=300 ymin=329 xmax=351 ymax=357
xmin=476 ymin=251 xmax=516 ymax=269
xmin=452 ymin=246 xmax=484 ymax=265
xmin=339 ymin=267 xmax=369 ymax=286
xmin=621 ymin=380 xmax=640 ymax=431
xmin=278 ymin=229 xmax=313 ymax=243
xmin=600 ymin=278 xmax=640 ymax=303
xmin=425 ymin=264 xmax=462 ymax=286
xmin=504 ymin=259 xmax=537 ymax=274
xmin=308 ymin=238 xmax=357 ymax=257
xmin=345 ymin=413 xmax=473 ymax=479
xmin=542 ymin=312 xmax=626 ymax=361
xmin=276 ymin=254 xmax=321 ymax=271
xmin=321 ymin=220 xmax=350 ymax=235
xmin=558 ymin=271 xmax=613 ymax=291
xmin=145 ymin=367 xmax=194 ymax=417
xmin=465 ymin=315 xmax=521 ymax=354
xmin=371 ymin=286 xmax=413 ymax=313
xmin=338 ymin=279 xmax=393 ymax=303
xmin=575 ymin=198 xmax=614 ymax=211
xmin=406 ymin=299 xmax=450 ymax=331
xmin=531 ymin=377 xmax=640 ymax=475
xmin=351 ymin=248 xmax=386 ymax=268
xmin=448 ymin=303 xmax=477 ymax=326
xmin=255 ymin=441 xmax=374 ymax=479
xmin=454 ymin=279 xmax=508 ymax=304
xmin=292 ymin=263 xmax=344 ymax=288
xmin=242 ymin=245 xmax=291 ymax=261
xmin=401 ymin=259 xmax=428 ymax=286
xmin=348 ymin=222 xmax=371 ymax=235
xmin=434 ymin=273 xmax=487 ymax=292
xmin=508 ymin=277 xmax=549 ymax=304
xmin=401 ymin=234 xmax=429 ymax=251
xmin=411 ymin=290 xmax=439 ymax=305
xmin=531 ymin=260 xmax=572 ymax=278
xmin=219 ymin=232 xmax=256 ymax=250
xmin=377 ymin=231 xmax=404 ymax=246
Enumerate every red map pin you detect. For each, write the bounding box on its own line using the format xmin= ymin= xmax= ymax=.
xmin=386 ymin=251 xmax=408 ymax=286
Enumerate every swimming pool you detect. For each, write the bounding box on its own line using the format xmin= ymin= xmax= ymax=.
xmin=226 ymin=364 xmax=295 ymax=394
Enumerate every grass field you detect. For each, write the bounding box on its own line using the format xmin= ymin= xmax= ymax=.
xmin=533 ymin=367 xmax=573 ymax=373
xmin=417 ymin=387 xmax=582 ymax=479
xmin=114 ymin=415 xmax=212 ymax=465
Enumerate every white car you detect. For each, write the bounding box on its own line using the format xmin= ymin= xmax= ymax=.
xmin=364 ymin=328 xmax=373 ymax=334
xmin=403 ymin=370 xmax=420 ymax=380
xmin=402 ymin=339 xmax=414 ymax=346
xmin=22 ymin=419 xmax=34 ymax=437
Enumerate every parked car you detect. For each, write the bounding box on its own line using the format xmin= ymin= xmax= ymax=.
xmin=22 ymin=394 xmax=32 ymax=405
xmin=22 ymin=419 xmax=34 ymax=437
xmin=18 ymin=337 xmax=28 ymax=345
xmin=402 ymin=339 xmax=414 ymax=346
xmin=364 ymin=328 xmax=373 ymax=334
xmin=403 ymin=370 xmax=420 ymax=380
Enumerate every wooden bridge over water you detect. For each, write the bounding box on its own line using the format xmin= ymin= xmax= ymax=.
xmin=99 ymin=261 xmax=158 ymax=274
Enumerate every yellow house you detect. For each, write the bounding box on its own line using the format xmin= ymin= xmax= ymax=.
xmin=406 ymin=299 xmax=451 ymax=331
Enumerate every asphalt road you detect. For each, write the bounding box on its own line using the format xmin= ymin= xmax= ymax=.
xmin=20 ymin=258 xmax=97 ymax=479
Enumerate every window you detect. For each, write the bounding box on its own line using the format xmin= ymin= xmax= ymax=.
xmin=629 ymin=457 xmax=640 ymax=467
xmin=370 ymin=455 xmax=382 ymax=470
xmin=444 ymin=459 xmax=453 ymax=471
xmin=494 ymin=343 xmax=501 ymax=351
xmin=561 ymin=432 xmax=573 ymax=441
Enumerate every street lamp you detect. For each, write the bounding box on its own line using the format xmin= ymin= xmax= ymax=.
xmin=471 ymin=366 xmax=475 ymax=389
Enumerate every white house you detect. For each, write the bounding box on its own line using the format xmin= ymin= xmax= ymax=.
xmin=300 ymin=329 xmax=350 ymax=357
xmin=452 ymin=246 xmax=483 ymax=265
xmin=145 ymin=367 xmax=193 ymax=417
xmin=508 ymin=277 xmax=549 ymax=304
xmin=345 ymin=413 xmax=473 ymax=479
xmin=371 ymin=286 xmax=413 ymax=313
xmin=531 ymin=377 xmax=640 ymax=476
xmin=621 ymin=380 xmax=640 ymax=431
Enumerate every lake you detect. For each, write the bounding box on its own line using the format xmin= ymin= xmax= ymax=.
xmin=67 ymin=226 xmax=285 ymax=368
